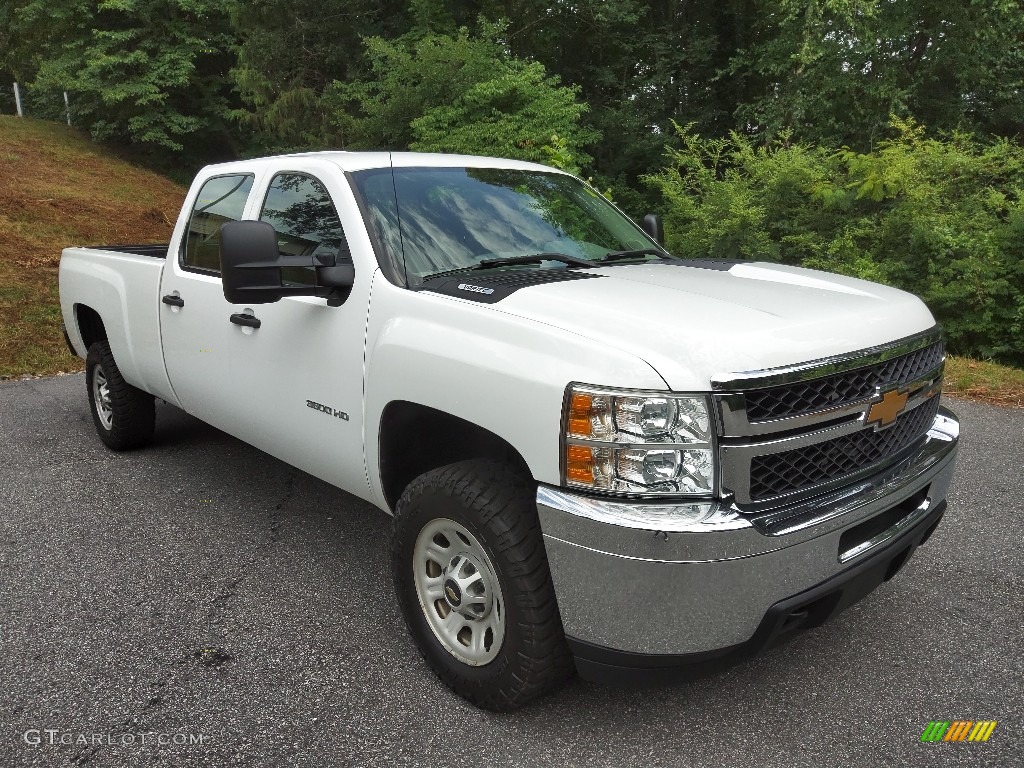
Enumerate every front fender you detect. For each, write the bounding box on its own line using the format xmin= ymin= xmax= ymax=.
xmin=362 ymin=273 xmax=667 ymax=507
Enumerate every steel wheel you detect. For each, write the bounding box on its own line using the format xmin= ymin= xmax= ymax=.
xmin=84 ymin=341 xmax=155 ymax=451
xmin=412 ymin=517 xmax=506 ymax=666
xmin=91 ymin=364 xmax=114 ymax=430
xmin=393 ymin=460 xmax=573 ymax=709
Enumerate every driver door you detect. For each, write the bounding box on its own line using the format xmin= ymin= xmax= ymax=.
xmin=160 ymin=160 xmax=375 ymax=500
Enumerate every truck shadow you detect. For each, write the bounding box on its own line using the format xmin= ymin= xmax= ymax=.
xmin=148 ymin=400 xmax=232 ymax=450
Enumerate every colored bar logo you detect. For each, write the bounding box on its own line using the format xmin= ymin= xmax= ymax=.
xmin=920 ymin=721 xmax=997 ymax=742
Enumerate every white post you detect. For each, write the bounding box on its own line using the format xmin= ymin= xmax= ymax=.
xmin=64 ymin=91 xmax=71 ymax=126
xmin=13 ymin=82 xmax=23 ymax=117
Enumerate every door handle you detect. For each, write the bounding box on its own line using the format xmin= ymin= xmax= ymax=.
xmin=229 ymin=312 xmax=261 ymax=329
xmin=162 ymin=294 xmax=184 ymax=307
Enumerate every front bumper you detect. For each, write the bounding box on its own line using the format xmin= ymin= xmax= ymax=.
xmin=537 ymin=407 xmax=959 ymax=684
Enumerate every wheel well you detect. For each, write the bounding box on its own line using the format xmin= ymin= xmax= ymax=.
xmin=378 ymin=401 xmax=531 ymax=511
xmin=75 ymin=305 xmax=107 ymax=350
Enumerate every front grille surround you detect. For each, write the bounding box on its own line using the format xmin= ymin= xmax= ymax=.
xmin=744 ymin=341 xmax=945 ymax=422
xmin=714 ymin=328 xmax=945 ymax=507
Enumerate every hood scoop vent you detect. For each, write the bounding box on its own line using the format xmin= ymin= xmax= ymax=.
xmin=666 ymin=258 xmax=743 ymax=271
xmin=419 ymin=268 xmax=601 ymax=304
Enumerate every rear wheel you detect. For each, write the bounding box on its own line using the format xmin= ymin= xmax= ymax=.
xmin=391 ymin=459 xmax=574 ymax=711
xmin=85 ymin=341 xmax=155 ymax=451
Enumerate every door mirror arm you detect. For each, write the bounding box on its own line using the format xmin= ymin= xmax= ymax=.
xmin=318 ymin=261 xmax=355 ymax=306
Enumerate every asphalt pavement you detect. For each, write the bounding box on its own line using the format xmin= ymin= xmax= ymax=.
xmin=0 ymin=374 xmax=1020 ymax=767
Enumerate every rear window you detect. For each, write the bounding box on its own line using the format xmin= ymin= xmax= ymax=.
xmin=182 ymin=174 xmax=254 ymax=273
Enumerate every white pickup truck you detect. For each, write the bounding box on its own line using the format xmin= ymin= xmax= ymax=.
xmin=59 ymin=151 xmax=959 ymax=710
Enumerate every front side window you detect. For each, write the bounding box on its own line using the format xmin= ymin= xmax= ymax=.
xmin=259 ymin=173 xmax=349 ymax=287
xmin=183 ymin=174 xmax=254 ymax=273
xmin=349 ymin=167 xmax=660 ymax=284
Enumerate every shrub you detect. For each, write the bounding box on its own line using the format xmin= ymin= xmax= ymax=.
xmin=645 ymin=119 xmax=1024 ymax=366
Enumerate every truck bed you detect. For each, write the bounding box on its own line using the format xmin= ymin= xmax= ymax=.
xmin=59 ymin=245 xmax=178 ymax=406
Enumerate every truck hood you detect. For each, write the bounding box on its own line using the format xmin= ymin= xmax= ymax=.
xmin=493 ymin=261 xmax=937 ymax=391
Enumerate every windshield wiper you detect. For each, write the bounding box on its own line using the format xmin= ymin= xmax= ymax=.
xmin=425 ymin=253 xmax=594 ymax=280
xmin=599 ymin=248 xmax=678 ymax=263
xmin=478 ymin=253 xmax=594 ymax=268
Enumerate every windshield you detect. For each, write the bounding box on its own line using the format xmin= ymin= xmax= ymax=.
xmin=349 ymin=167 xmax=664 ymax=283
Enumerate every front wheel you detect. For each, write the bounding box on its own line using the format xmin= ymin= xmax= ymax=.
xmin=85 ymin=341 xmax=155 ymax=451
xmin=391 ymin=460 xmax=574 ymax=711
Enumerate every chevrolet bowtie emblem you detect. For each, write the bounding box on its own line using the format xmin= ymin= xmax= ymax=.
xmin=866 ymin=387 xmax=909 ymax=429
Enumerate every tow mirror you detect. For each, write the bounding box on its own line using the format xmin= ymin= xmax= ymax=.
xmin=642 ymin=214 xmax=664 ymax=246
xmin=220 ymin=221 xmax=282 ymax=304
xmin=219 ymin=220 xmax=354 ymax=305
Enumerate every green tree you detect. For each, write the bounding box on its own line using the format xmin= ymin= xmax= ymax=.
xmin=325 ymin=30 xmax=597 ymax=164
xmin=410 ymin=61 xmax=593 ymax=163
xmin=728 ymin=0 xmax=1024 ymax=148
xmin=228 ymin=0 xmax=410 ymax=151
xmin=401 ymin=1 xmax=749 ymax=206
xmin=10 ymin=0 xmax=236 ymax=154
xmin=0 ymin=1 xmax=19 ymax=114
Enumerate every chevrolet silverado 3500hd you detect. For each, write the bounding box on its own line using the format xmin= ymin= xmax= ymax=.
xmin=59 ymin=152 xmax=959 ymax=710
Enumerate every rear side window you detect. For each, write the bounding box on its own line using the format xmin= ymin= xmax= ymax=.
xmin=182 ymin=174 xmax=254 ymax=273
xmin=259 ymin=172 xmax=349 ymax=287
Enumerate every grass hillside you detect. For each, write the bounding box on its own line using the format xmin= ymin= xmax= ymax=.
xmin=0 ymin=116 xmax=185 ymax=378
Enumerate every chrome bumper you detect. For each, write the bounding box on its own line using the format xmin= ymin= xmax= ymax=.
xmin=537 ymin=408 xmax=959 ymax=657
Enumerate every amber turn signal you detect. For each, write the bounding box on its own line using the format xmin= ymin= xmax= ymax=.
xmin=565 ymin=444 xmax=594 ymax=484
xmin=568 ymin=393 xmax=593 ymax=436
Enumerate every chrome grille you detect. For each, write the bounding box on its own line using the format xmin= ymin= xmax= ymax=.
xmin=745 ymin=341 xmax=944 ymax=422
xmin=714 ymin=328 xmax=946 ymax=506
xmin=747 ymin=395 xmax=941 ymax=500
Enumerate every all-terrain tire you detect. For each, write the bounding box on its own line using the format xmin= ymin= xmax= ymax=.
xmin=85 ymin=341 xmax=155 ymax=451
xmin=391 ymin=459 xmax=574 ymax=711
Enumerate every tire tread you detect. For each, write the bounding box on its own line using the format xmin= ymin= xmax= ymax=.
xmin=392 ymin=459 xmax=574 ymax=711
xmin=86 ymin=341 xmax=155 ymax=451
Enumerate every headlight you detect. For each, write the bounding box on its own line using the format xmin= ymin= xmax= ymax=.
xmin=562 ymin=385 xmax=716 ymax=496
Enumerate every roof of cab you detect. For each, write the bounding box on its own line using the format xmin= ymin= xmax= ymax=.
xmin=198 ymin=150 xmax=566 ymax=176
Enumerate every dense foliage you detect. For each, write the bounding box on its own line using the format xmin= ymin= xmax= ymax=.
xmin=646 ymin=119 xmax=1024 ymax=365
xmin=324 ymin=29 xmax=597 ymax=163
xmin=1 ymin=0 xmax=1022 ymax=364
xmin=4 ymin=0 xmax=236 ymax=154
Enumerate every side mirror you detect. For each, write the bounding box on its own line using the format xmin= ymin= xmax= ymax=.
xmin=642 ymin=214 xmax=664 ymax=246
xmin=219 ymin=220 xmax=354 ymax=305
xmin=220 ymin=220 xmax=284 ymax=304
